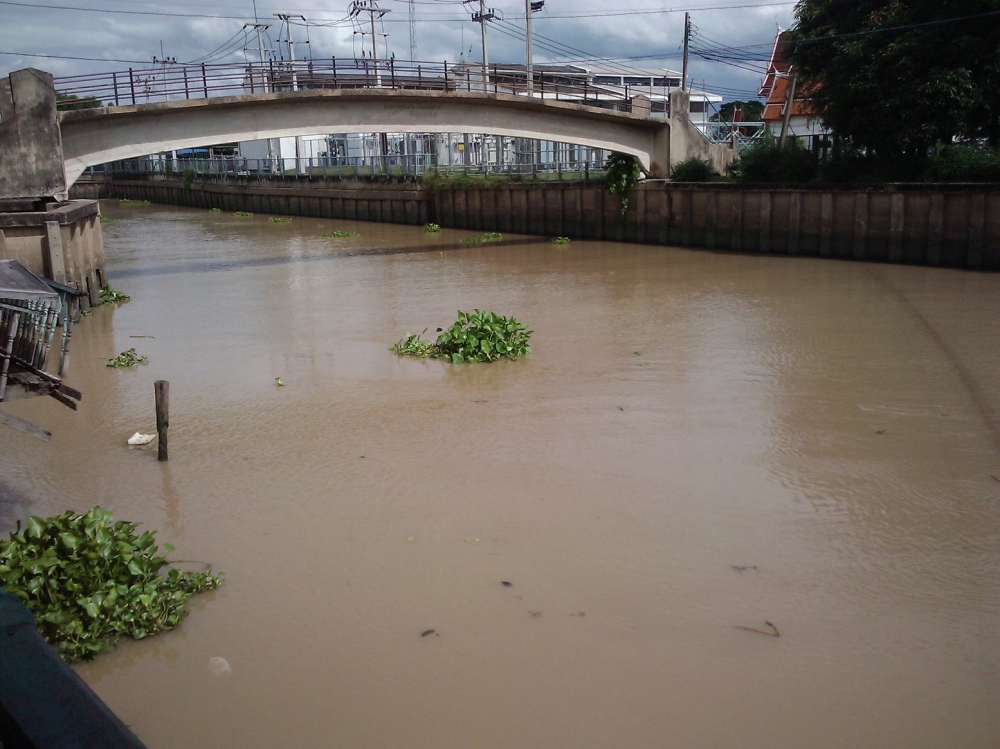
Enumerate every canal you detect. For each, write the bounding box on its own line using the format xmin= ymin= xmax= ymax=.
xmin=2 ymin=203 xmax=999 ymax=748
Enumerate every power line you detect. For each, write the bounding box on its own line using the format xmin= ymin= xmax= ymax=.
xmin=0 ymin=50 xmax=147 ymax=63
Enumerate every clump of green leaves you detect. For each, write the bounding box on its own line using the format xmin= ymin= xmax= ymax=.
xmin=209 ymin=207 xmax=222 ymax=213
xmin=233 ymin=211 xmax=253 ymax=217
xmin=99 ymin=215 xmax=112 ymax=224
xmin=462 ymin=232 xmax=503 ymax=246
xmin=268 ymin=216 xmax=292 ymax=223
xmin=424 ymin=223 xmax=441 ymax=233
xmin=98 ymin=285 xmax=130 ymax=304
xmin=107 ymin=348 xmax=147 ymax=368
xmin=0 ymin=507 xmax=222 ymax=662
xmin=392 ymin=310 xmax=532 ymax=364
xmin=323 ymin=230 xmax=360 ymax=238
xmin=551 ymin=236 xmax=571 ymax=245
xmin=119 ymin=199 xmax=150 ymax=207
xmin=670 ymin=157 xmax=719 ymax=182
xmin=604 ymin=152 xmax=641 ymax=216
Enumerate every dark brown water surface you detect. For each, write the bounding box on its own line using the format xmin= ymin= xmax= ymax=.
xmin=2 ymin=204 xmax=999 ymax=748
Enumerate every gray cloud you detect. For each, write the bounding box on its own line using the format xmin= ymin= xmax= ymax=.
xmin=1 ymin=0 xmax=794 ymax=102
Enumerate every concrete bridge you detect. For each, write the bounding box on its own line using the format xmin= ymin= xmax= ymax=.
xmin=1 ymin=64 xmax=733 ymax=201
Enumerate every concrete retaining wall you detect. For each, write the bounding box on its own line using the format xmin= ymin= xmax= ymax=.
xmin=0 ymin=199 xmax=106 ymax=303
xmin=76 ymin=176 xmax=999 ymax=270
xmin=77 ymin=177 xmax=431 ymax=226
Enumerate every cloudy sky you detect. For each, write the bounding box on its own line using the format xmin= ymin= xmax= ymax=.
xmin=1 ymin=0 xmax=796 ymax=103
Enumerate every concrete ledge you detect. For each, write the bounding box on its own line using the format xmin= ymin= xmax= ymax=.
xmin=0 ymin=200 xmax=100 ymax=228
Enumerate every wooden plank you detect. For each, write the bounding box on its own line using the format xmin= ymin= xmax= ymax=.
xmin=0 ymin=410 xmax=51 ymax=441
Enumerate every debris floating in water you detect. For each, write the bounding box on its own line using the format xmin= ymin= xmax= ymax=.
xmin=209 ymin=657 xmax=231 ymax=675
xmin=735 ymin=621 xmax=780 ymax=637
xmin=421 ymin=629 xmax=437 ymax=638
xmin=127 ymin=432 xmax=156 ymax=446
xmin=501 ymin=581 xmax=513 ymax=588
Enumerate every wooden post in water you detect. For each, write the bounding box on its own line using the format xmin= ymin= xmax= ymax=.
xmin=154 ymin=380 xmax=169 ymax=461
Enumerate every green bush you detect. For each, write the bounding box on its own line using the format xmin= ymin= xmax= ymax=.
xmin=670 ymin=157 xmax=718 ymax=182
xmin=732 ymin=138 xmax=817 ymax=183
xmin=925 ymin=145 xmax=1000 ymax=183
xmin=0 ymin=507 xmax=221 ymax=661
xmin=392 ymin=310 xmax=532 ymax=364
xmin=604 ymin=152 xmax=641 ymax=215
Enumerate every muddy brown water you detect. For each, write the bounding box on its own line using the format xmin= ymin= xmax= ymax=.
xmin=2 ymin=203 xmax=999 ymax=748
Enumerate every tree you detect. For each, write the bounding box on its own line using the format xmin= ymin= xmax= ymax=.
xmin=711 ymin=100 xmax=764 ymax=123
xmin=56 ymin=94 xmax=104 ymax=111
xmin=787 ymin=0 xmax=1000 ymax=169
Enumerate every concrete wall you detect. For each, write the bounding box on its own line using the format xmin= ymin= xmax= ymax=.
xmin=78 ymin=176 xmax=999 ymax=270
xmin=77 ymin=176 xmax=431 ymax=226
xmin=0 ymin=69 xmax=67 ymax=200
xmin=0 ymin=200 xmax=106 ymax=303
xmin=668 ymin=90 xmax=735 ymax=177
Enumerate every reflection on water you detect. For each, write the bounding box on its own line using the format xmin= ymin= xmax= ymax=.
xmin=2 ymin=204 xmax=998 ymax=749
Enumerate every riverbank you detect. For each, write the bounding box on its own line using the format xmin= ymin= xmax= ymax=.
xmin=72 ymin=174 xmax=999 ymax=270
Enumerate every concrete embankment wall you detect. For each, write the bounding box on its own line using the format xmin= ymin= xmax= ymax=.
xmin=73 ymin=177 xmax=431 ymax=226
xmin=0 ymin=199 xmax=106 ymax=304
xmin=74 ymin=176 xmax=1000 ymax=270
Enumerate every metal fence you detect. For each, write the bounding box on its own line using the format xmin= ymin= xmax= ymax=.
xmin=92 ymin=154 xmax=608 ymax=182
xmin=55 ymin=58 xmax=637 ymax=112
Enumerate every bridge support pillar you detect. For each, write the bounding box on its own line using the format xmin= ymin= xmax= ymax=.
xmin=0 ymin=69 xmax=67 ymax=202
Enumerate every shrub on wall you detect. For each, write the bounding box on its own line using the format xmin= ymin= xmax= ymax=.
xmin=732 ymin=137 xmax=817 ymax=183
xmin=670 ymin=157 xmax=719 ymax=182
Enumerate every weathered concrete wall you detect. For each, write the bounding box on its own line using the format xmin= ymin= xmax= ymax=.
xmin=75 ymin=176 xmax=431 ymax=226
xmin=668 ymin=90 xmax=735 ymax=177
xmin=81 ymin=175 xmax=999 ymax=270
xmin=0 ymin=69 xmax=66 ymax=200
xmin=0 ymin=200 xmax=106 ymax=303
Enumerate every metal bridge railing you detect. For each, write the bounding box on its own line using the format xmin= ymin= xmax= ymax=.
xmin=55 ymin=59 xmax=637 ymax=113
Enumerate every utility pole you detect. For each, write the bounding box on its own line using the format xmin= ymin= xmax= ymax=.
xmin=779 ymin=72 xmax=798 ymax=147
xmin=277 ymin=14 xmax=307 ymax=174
xmin=152 ymin=41 xmax=176 ymax=101
xmin=682 ymin=12 xmax=691 ymax=92
xmin=525 ymin=0 xmax=533 ymax=94
xmin=245 ymin=23 xmax=275 ymax=166
xmin=349 ymin=1 xmax=391 ymax=172
xmin=409 ymin=0 xmax=416 ymax=61
xmin=464 ymin=0 xmax=496 ymax=90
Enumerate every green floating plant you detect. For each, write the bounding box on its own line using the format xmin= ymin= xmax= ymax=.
xmin=461 ymin=232 xmax=503 ymax=246
xmin=107 ymin=348 xmax=147 ymax=368
xmin=551 ymin=236 xmax=570 ymax=245
xmin=268 ymin=216 xmax=292 ymax=223
xmin=0 ymin=507 xmax=222 ymax=662
xmin=232 ymin=211 xmax=253 ymax=217
xmin=323 ymin=230 xmax=360 ymax=238
xmin=209 ymin=207 xmax=221 ymax=213
xmin=392 ymin=310 xmax=532 ymax=364
xmin=424 ymin=223 xmax=441 ymax=233
xmin=118 ymin=199 xmax=150 ymax=206
xmin=98 ymin=285 xmax=130 ymax=304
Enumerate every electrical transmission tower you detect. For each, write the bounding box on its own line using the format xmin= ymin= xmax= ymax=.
xmin=409 ymin=0 xmax=416 ymax=61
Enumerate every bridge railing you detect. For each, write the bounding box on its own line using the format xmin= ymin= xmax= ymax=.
xmin=54 ymin=59 xmax=636 ymax=112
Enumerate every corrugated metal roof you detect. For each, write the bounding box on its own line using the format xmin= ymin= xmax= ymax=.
xmin=0 ymin=261 xmax=60 ymax=303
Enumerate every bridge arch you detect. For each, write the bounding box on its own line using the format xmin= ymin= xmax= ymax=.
xmin=59 ymin=89 xmax=671 ymax=185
